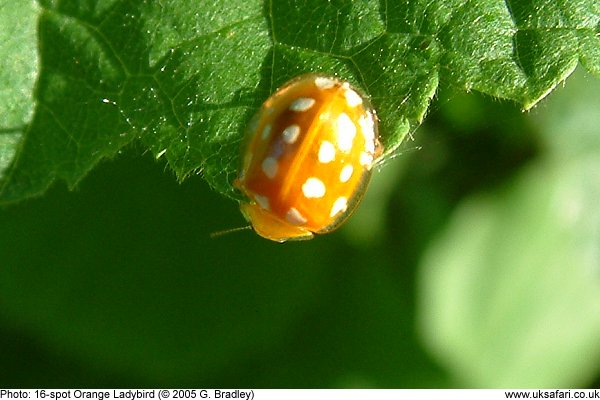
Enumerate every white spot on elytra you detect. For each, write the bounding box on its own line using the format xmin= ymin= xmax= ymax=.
xmin=262 ymin=157 xmax=278 ymax=178
xmin=253 ymin=194 xmax=270 ymax=210
xmin=337 ymin=113 xmax=356 ymax=152
xmin=330 ymin=197 xmax=348 ymax=218
xmin=345 ymin=89 xmax=363 ymax=107
xmin=282 ymin=125 xmax=301 ymax=144
xmin=302 ymin=177 xmax=326 ymax=198
xmin=359 ymin=152 xmax=374 ymax=168
xmin=289 ymin=97 xmax=316 ymax=112
xmin=315 ymin=77 xmax=335 ymax=90
xmin=339 ymin=164 xmax=354 ymax=183
xmin=359 ymin=113 xmax=376 ymax=153
xmin=261 ymin=124 xmax=272 ymax=140
xmin=286 ymin=207 xmax=307 ymax=225
xmin=318 ymin=141 xmax=335 ymax=163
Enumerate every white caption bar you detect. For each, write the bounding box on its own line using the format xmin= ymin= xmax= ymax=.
xmin=1 ymin=389 xmax=599 ymax=400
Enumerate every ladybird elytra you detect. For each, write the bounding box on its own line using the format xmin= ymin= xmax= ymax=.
xmin=234 ymin=73 xmax=382 ymax=242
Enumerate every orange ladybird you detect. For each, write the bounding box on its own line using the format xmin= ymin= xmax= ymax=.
xmin=234 ymin=73 xmax=382 ymax=242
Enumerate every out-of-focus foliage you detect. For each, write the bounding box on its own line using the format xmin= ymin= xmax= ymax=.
xmin=418 ymin=68 xmax=600 ymax=387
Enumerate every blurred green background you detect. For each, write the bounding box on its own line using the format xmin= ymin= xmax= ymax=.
xmin=1 ymin=68 xmax=599 ymax=388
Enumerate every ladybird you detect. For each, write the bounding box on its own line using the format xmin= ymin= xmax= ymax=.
xmin=234 ymin=73 xmax=382 ymax=242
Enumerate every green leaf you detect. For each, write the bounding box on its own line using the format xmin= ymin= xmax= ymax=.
xmin=0 ymin=1 xmax=40 ymax=180
xmin=417 ymin=69 xmax=600 ymax=387
xmin=1 ymin=0 xmax=599 ymax=203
